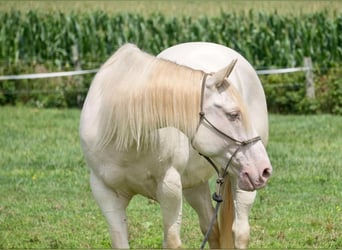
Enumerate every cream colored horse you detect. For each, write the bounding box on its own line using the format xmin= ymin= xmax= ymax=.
xmin=158 ymin=42 xmax=270 ymax=248
xmin=80 ymin=43 xmax=272 ymax=249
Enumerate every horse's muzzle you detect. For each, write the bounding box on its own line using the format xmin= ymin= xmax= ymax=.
xmin=239 ymin=162 xmax=272 ymax=191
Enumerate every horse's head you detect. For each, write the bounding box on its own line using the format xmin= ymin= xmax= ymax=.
xmin=192 ymin=60 xmax=272 ymax=191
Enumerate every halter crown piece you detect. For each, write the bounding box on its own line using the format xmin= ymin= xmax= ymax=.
xmin=192 ymin=73 xmax=261 ymax=249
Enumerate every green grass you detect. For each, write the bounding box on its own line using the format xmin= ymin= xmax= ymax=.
xmin=0 ymin=107 xmax=341 ymax=248
xmin=251 ymin=115 xmax=342 ymax=248
xmin=1 ymin=0 xmax=341 ymax=17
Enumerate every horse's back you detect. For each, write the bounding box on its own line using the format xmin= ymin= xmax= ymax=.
xmin=158 ymin=42 xmax=269 ymax=145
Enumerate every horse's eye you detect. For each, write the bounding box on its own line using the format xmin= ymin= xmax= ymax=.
xmin=227 ymin=111 xmax=240 ymax=121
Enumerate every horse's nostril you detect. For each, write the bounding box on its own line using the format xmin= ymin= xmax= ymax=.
xmin=262 ymin=168 xmax=272 ymax=179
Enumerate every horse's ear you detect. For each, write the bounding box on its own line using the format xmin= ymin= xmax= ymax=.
xmin=206 ymin=59 xmax=238 ymax=88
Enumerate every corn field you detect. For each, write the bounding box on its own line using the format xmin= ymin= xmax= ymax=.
xmin=0 ymin=10 xmax=341 ymax=113
xmin=1 ymin=10 xmax=341 ymax=68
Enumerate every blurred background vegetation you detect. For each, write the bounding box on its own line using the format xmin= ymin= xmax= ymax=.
xmin=0 ymin=1 xmax=341 ymax=114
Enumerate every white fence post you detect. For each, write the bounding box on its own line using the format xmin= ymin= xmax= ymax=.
xmin=72 ymin=45 xmax=81 ymax=71
xmin=71 ymin=44 xmax=83 ymax=106
xmin=304 ymin=57 xmax=315 ymax=99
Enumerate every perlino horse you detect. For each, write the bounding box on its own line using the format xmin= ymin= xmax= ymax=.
xmin=80 ymin=43 xmax=272 ymax=248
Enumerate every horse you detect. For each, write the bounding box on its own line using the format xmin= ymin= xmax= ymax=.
xmin=157 ymin=42 xmax=270 ymax=248
xmin=79 ymin=43 xmax=272 ymax=249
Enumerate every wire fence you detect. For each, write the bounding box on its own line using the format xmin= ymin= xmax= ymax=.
xmin=0 ymin=66 xmax=311 ymax=80
xmin=0 ymin=57 xmax=315 ymax=98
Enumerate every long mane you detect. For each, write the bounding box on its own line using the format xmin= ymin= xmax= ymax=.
xmin=92 ymin=44 xmax=204 ymax=151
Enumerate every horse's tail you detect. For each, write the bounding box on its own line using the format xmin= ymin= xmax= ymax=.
xmin=218 ymin=176 xmax=235 ymax=248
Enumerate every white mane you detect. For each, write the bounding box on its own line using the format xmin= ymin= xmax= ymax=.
xmin=92 ymin=44 xmax=204 ymax=151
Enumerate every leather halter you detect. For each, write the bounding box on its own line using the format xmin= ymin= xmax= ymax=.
xmin=192 ymin=73 xmax=261 ymax=249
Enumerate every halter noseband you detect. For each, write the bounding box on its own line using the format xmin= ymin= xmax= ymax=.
xmin=192 ymin=73 xmax=261 ymax=249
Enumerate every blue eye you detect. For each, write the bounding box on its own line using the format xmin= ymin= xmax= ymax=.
xmin=227 ymin=111 xmax=240 ymax=121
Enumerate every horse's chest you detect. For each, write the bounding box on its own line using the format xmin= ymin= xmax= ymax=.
xmin=181 ymin=150 xmax=216 ymax=188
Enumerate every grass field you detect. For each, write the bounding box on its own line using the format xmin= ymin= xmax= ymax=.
xmin=1 ymin=0 xmax=341 ymax=16
xmin=0 ymin=106 xmax=341 ymax=248
xmin=1 ymin=1 xmax=341 ymax=248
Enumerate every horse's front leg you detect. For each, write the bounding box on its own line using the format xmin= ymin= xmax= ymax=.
xmin=90 ymin=171 xmax=132 ymax=248
xmin=232 ymin=189 xmax=257 ymax=249
xmin=157 ymin=167 xmax=183 ymax=248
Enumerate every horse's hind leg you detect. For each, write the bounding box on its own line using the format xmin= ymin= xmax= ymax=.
xmin=90 ymin=172 xmax=132 ymax=248
xmin=183 ymin=182 xmax=220 ymax=249
xmin=156 ymin=167 xmax=183 ymax=248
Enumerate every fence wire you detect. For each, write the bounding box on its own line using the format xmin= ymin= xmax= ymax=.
xmin=0 ymin=65 xmax=313 ymax=95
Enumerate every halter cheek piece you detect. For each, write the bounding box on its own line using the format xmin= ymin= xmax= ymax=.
xmin=192 ymin=74 xmax=261 ymax=249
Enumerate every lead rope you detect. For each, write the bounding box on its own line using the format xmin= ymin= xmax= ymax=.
xmin=200 ymin=199 xmax=221 ymax=249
